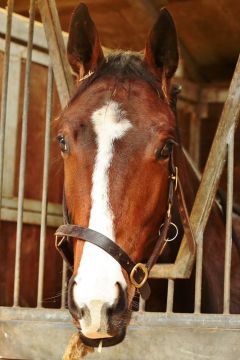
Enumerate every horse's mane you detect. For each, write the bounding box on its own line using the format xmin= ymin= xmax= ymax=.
xmin=68 ymin=51 xmax=164 ymax=106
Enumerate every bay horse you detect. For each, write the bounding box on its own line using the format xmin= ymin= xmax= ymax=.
xmin=55 ymin=3 xmax=240 ymax=348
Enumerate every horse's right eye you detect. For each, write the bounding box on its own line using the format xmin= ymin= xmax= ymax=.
xmin=155 ymin=143 xmax=171 ymax=161
xmin=57 ymin=135 xmax=68 ymax=153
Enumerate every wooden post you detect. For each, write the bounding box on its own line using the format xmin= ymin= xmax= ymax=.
xmin=37 ymin=0 xmax=75 ymax=107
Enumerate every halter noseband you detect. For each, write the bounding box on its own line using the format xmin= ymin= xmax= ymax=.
xmin=55 ymin=149 xmax=196 ymax=300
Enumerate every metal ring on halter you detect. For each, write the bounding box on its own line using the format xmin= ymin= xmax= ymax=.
xmin=159 ymin=222 xmax=179 ymax=242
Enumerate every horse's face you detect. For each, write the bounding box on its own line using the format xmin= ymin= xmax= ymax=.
xmin=57 ymin=4 xmax=178 ymax=344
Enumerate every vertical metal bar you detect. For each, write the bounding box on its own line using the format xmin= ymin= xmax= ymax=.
xmin=223 ymin=131 xmax=234 ymax=314
xmin=3 ymin=56 xmax=21 ymax=197
xmin=37 ymin=66 xmax=53 ymax=307
xmin=194 ymin=232 xmax=204 ymax=313
xmin=0 ymin=0 xmax=15 ymax=212
xmin=61 ymin=261 xmax=68 ymax=309
xmin=166 ymin=279 xmax=174 ymax=313
xmin=13 ymin=0 xmax=36 ymax=306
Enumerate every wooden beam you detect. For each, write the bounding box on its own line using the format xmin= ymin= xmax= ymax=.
xmin=173 ymin=77 xmax=228 ymax=105
xmin=0 ymin=8 xmax=69 ymax=50
xmin=201 ymin=86 xmax=228 ymax=103
xmin=37 ymin=0 xmax=75 ymax=107
xmin=0 ymin=197 xmax=62 ymax=227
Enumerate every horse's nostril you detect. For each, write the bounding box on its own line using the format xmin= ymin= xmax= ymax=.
xmin=68 ymin=276 xmax=88 ymax=320
xmin=109 ymin=282 xmax=127 ymax=315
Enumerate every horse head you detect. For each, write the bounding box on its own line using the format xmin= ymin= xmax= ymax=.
xmin=56 ymin=3 xmax=179 ymax=346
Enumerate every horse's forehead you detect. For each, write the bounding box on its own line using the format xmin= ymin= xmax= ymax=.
xmin=62 ymin=77 xmax=174 ymax=133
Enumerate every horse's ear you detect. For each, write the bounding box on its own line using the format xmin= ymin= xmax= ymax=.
xmin=67 ymin=3 xmax=104 ymax=78
xmin=144 ymin=8 xmax=179 ymax=92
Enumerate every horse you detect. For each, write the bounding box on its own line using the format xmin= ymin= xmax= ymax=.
xmin=54 ymin=2 xmax=240 ymax=348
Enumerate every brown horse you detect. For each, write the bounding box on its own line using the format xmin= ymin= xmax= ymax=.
xmin=55 ymin=3 xmax=240 ymax=348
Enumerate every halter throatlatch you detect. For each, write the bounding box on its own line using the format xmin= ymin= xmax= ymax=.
xmin=55 ymin=149 xmax=196 ymax=301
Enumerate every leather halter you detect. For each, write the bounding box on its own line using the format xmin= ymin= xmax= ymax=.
xmin=55 ymin=150 xmax=196 ymax=300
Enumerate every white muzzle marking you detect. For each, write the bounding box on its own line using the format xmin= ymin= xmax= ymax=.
xmin=73 ymin=101 xmax=132 ymax=337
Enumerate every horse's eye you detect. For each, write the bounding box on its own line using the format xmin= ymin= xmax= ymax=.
xmin=57 ymin=134 xmax=68 ymax=153
xmin=155 ymin=142 xmax=173 ymax=160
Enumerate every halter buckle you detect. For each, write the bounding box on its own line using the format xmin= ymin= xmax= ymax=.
xmin=130 ymin=263 xmax=148 ymax=289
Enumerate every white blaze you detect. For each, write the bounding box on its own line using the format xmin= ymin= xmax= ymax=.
xmin=73 ymin=101 xmax=132 ymax=336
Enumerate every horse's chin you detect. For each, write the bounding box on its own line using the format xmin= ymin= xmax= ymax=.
xmin=79 ymin=328 xmax=126 ymax=347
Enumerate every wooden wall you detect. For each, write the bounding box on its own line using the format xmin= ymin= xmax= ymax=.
xmin=0 ymin=53 xmax=65 ymax=308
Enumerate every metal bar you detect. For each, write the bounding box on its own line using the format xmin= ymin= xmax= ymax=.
xmin=37 ymin=0 xmax=75 ymax=107
xmin=2 ymin=55 xmax=21 ymax=197
xmin=194 ymin=232 xmax=204 ymax=313
xmin=166 ymin=279 xmax=174 ymax=313
xmin=223 ymin=130 xmax=234 ymax=314
xmin=61 ymin=261 xmax=68 ymax=309
xmin=13 ymin=0 xmax=36 ymax=306
xmin=1 ymin=306 xmax=240 ymax=329
xmin=0 ymin=0 xmax=14 ymax=212
xmin=37 ymin=66 xmax=53 ymax=307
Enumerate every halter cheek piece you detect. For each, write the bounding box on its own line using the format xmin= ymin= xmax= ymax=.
xmin=55 ymin=150 xmax=196 ymax=301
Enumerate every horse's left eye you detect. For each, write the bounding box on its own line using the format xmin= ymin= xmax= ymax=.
xmin=57 ymin=135 xmax=68 ymax=153
xmin=155 ymin=142 xmax=173 ymax=160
